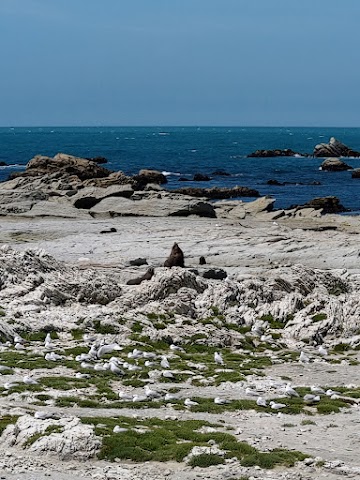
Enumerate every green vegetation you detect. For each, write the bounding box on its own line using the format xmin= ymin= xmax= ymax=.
xmin=93 ymin=320 xmax=118 ymax=335
xmin=0 ymin=415 xmax=18 ymax=435
xmin=81 ymin=416 xmax=306 ymax=467
xmin=188 ymin=454 xmax=225 ymax=467
xmin=311 ymin=313 xmax=327 ymax=323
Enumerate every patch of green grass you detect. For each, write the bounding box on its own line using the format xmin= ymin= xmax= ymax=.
xmin=154 ymin=322 xmax=166 ymax=330
xmin=81 ymin=416 xmax=306 ymax=468
xmin=332 ymin=343 xmax=350 ymax=353
xmin=0 ymin=309 xmax=6 ymax=317
xmin=301 ymin=420 xmax=316 ymax=426
xmin=17 ymin=330 xmax=59 ymax=342
xmin=0 ymin=415 xmax=18 ymax=434
xmin=312 ymin=313 xmax=327 ymax=323
xmin=188 ymin=453 xmax=225 ymax=467
xmin=93 ymin=320 xmax=118 ymax=335
xmin=71 ymin=329 xmax=85 ymax=340
xmin=131 ymin=321 xmax=144 ymax=333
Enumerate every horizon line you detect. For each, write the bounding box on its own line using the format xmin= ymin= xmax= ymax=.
xmin=0 ymin=124 xmax=359 ymax=129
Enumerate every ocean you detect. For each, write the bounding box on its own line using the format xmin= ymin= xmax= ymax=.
xmin=1 ymin=126 xmax=360 ymax=212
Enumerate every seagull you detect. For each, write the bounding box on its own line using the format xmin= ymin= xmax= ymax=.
xmin=270 ymin=401 xmax=287 ymax=410
xmin=214 ymin=397 xmax=230 ymax=405
xmin=318 ymin=345 xmax=328 ymax=356
xmin=170 ymin=344 xmax=185 ymax=353
xmin=285 ymin=384 xmax=299 ymax=398
xmin=245 ymin=387 xmax=260 ymax=397
xmin=127 ymin=364 xmax=142 ymax=372
xmin=143 ymin=351 xmax=157 ymax=359
xmin=144 ymin=385 xmax=162 ymax=399
xmin=109 ymin=361 xmax=124 ymax=376
xmin=23 ymin=376 xmax=38 ymax=385
xmin=326 ymin=389 xmax=341 ymax=396
xmin=83 ymin=333 xmax=97 ymax=343
xmin=14 ymin=343 xmax=26 ymax=350
xmin=45 ymin=352 xmax=64 ymax=361
xmin=303 ymin=394 xmax=320 ymax=403
xmin=310 ymin=385 xmax=325 ymax=395
xmin=75 ymin=372 xmax=91 ymax=379
xmin=118 ymin=391 xmax=134 ymax=401
xmin=161 ymin=356 xmax=170 ymax=369
xmin=144 ymin=360 xmax=156 ymax=367
xmin=0 ymin=365 xmax=11 ymax=372
xmin=128 ymin=349 xmax=143 ymax=359
xmin=162 ymin=370 xmax=174 ymax=379
xmin=113 ymin=426 xmax=128 ymax=433
xmin=214 ymin=351 xmax=224 ymax=365
xmin=97 ymin=343 xmax=122 ymax=359
xmin=184 ymin=398 xmax=199 ymax=407
xmin=34 ymin=411 xmax=58 ymax=420
xmin=44 ymin=333 xmax=52 ymax=344
xmin=94 ymin=363 xmax=107 ymax=371
xmin=164 ymin=392 xmax=180 ymax=402
xmin=14 ymin=334 xmax=25 ymax=344
xmin=80 ymin=361 xmax=94 ymax=369
xmin=256 ymin=396 xmax=267 ymax=407
xmin=132 ymin=394 xmax=148 ymax=402
xmin=299 ymin=351 xmax=310 ymax=363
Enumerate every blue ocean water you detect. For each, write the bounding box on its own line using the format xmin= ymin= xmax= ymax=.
xmin=1 ymin=126 xmax=360 ymax=211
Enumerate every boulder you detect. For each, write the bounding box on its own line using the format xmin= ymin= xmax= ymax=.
xmin=201 ymin=268 xmax=227 ymax=280
xmin=320 ymin=158 xmax=352 ymax=171
xmin=291 ymin=196 xmax=347 ymax=214
xmin=172 ymin=186 xmax=260 ymax=199
xmin=193 ymin=173 xmax=211 ymax=181
xmin=90 ymin=191 xmax=216 ymax=218
xmin=132 ymin=169 xmax=167 ymax=187
xmin=83 ymin=171 xmax=133 ymax=187
xmin=12 ymin=153 xmax=112 ymax=180
xmin=351 ymin=169 xmax=360 ymax=178
xmin=244 ymin=196 xmax=275 ymax=215
xmin=314 ymin=137 xmax=360 ymax=157
xmin=71 ymin=184 xmax=134 ymax=209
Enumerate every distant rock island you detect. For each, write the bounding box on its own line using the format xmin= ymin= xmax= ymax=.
xmin=247 ymin=137 xmax=360 ymax=158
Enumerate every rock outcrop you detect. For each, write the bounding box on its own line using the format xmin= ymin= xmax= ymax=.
xmin=314 ymin=137 xmax=360 ymax=158
xmin=248 ymin=149 xmax=303 ymax=158
xmin=290 ymin=196 xmax=347 ymax=214
xmin=320 ymin=158 xmax=353 ymax=171
xmin=172 ymin=186 xmax=260 ymax=199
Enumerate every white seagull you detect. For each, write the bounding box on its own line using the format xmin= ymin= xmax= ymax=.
xmin=285 ymin=383 xmax=299 ymax=398
xmin=256 ymin=396 xmax=267 ymax=407
xmin=184 ymin=398 xmax=199 ymax=407
xmin=318 ymin=345 xmax=328 ymax=356
xmin=299 ymin=351 xmax=310 ymax=363
xmin=161 ymin=356 xmax=170 ymax=369
xmin=270 ymin=401 xmax=287 ymax=410
xmin=214 ymin=351 xmax=224 ymax=365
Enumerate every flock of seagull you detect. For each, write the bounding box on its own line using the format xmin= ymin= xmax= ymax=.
xmin=0 ymin=331 xmax=343 ymax=415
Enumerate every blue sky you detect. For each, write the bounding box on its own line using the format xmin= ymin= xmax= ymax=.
xmin=1 ymin=0 xmax=359 ymax=126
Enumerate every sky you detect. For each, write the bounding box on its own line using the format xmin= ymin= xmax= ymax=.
xmin=0 ymin=0 xmax=359 ymax=127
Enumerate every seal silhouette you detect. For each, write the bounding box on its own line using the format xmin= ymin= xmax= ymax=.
xmin=126 ymin=267 xmax=155 ymax=285
xmin=164 ymin=243 xmax=184 ymax=268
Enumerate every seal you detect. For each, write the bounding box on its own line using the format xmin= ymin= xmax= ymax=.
xmin=126 ymin=267 xmax=155 ymax=285
xmin=164 ymin=243 xmax=184 ymax=268
xmin=199 ymin=256 xmax=206 ymax=265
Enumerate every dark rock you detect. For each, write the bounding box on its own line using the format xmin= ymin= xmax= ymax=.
xmin=248 ymin=148 xmax=303 ymax=158
xmin=267 ymin=179 xmax=285 ymax=186
xmin=202 ymin=268 xmax=227 ymax=280
xmin=291 ymin=196 xmax=348 ymax=214
xmin=0 ymin=162 xmax=7 ymax=166
xmin=178 ymin=177 xmax=190 ymax=182
xmin=314 ymin=137 xmax=360 ymax=158
xmin=351 ymin=169 xmax=360 ymax=178
xmin=212 ymin=170 xmax=230 ymax=176
xmin=129 ymin=258 xmax=148 ymax=266
xmin=172 ymin=186 xmax=260 ymax=199
xmin=320 ymin=158 xmax=352 ymax=171
xmin=132 ymin=169 xmax=167 ymax=189
xmin=100 ymin=227 xmax=117 ymax=234
xmin=193 ymin=173 xmax=211 ymax=181
xmin=199 ymin=256 xmax=206 ymax=265
xmin=126 ymin=267 xmax=154 ymax=285
xmin=164 ymin=243 xmax=185 ymax=268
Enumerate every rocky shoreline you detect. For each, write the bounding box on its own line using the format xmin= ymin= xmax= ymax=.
xmin=0 ymin=153 xmax=359 ymax=480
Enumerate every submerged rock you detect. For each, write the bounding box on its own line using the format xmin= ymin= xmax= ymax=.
xmin=248 ymin=148 xmax=303 ymax=157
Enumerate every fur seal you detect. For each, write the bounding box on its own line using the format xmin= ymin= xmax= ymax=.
xmin=126 ymin=267 xmax=154 ymax=285
xmin=100 ymin=227 xmax=117 ymax=234
xmin=164 ymin=243 xmax=184 ymax=268
xmin=199 ymin=256 xmax=206 ymax=265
